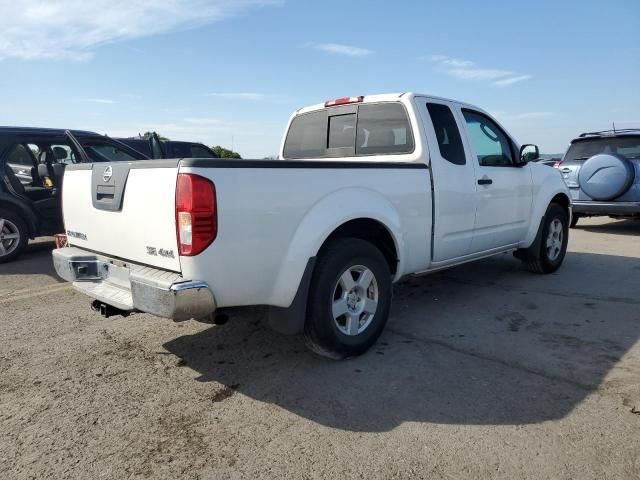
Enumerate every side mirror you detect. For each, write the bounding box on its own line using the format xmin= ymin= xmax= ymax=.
xmin=519 ymin=144 xmax=539 ymax=164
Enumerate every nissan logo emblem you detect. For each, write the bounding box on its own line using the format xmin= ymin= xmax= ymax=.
xmin=103 ymin=166 xmax=113 ymax=182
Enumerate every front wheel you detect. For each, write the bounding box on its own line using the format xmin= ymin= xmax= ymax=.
xmin=518 ymin=203 xmax=569 ymax=274
xmin=304 ymin=238 xmax=392 ymax=359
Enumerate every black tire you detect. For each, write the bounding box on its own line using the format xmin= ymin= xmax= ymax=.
xmin=304 ymin=238 xmax=392 ymax=359
xmin=0 ymin=209 xmax=28 ymax=264
xmin=519 ymin=203 xmax=569 ymax=274
xmin=570 ymin=214 xmax=580 ymax=228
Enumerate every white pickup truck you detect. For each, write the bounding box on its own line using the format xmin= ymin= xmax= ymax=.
xmin=53 ymin=93 xmax=571 ymax=358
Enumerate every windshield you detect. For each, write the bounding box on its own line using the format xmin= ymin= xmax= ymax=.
xmin=565 ymin=136 xmax=640 ymax=162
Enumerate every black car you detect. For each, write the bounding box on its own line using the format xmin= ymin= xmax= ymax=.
xmin=0 ymin=127 xmax=148 ymax=262
xmin=116 ymin=133 xmax=219 ymax=159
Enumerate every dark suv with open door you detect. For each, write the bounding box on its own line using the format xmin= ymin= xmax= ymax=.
xmin=556 ymin=129 xmax=640 ymax=227
xmin=0 ymin=127 xmax=148 ymax=262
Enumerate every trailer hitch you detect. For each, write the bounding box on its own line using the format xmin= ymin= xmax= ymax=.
xmin=91 ymin=300 xmax=132 ymax=318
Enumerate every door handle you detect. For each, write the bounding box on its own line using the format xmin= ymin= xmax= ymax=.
xmin=477 ymin=178 xmax=493 ymax=185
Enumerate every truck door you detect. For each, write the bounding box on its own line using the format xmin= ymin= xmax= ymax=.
xmin=419 ymin=99 xmax=478 ymax=262
xmin=458 ymin=108 xmax=533 ymax=253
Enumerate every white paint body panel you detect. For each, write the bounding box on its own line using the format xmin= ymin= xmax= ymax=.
xmin=60 ymin=92 xmax=570 ymax=312
xmin=178 ymin=167 xmax=432 ymax=308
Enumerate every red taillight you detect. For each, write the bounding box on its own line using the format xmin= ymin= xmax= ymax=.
xmin=553 ymin=159 xmax=563 ymax=169
xmin=324 ymin=95 xmax=364 ymax=107
xmin=175 ymin=173 xmax=217 ymax=256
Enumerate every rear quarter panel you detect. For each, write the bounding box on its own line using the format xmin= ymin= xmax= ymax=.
xmin=178 ymin=165 xmax=432 ymax=308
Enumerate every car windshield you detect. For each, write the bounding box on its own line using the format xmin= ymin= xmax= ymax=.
xmin=565 ymin=136 xmax=640 ymax=162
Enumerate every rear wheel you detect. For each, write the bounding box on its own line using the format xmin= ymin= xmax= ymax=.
xmin=519 ymin=203 xmax=569 ymax=274
xmin=304 ymin=238 xmax=392 ymax=359
xmin=0 ymin=209 xmax=28 ymax=263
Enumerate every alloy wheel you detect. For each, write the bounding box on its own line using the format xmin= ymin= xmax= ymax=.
xmin=331 ymin=265 xmax=379 ymax=336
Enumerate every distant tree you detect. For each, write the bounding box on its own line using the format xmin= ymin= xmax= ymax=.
xmin=212 ymin=145 xmax=242 ymax=159
xmin=141 ymin=131 xmax=170 ymax=141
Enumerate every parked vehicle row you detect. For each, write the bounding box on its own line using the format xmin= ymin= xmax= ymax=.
xmin=0 ymin=128 xmax=220 ymax=262
xmin=52 ymin=93 xmax=571 ymax=358
xmin=116 ymin=133 xmax=219 ymax=160
xmin=0 ymin=128 xmax=149 ymax=262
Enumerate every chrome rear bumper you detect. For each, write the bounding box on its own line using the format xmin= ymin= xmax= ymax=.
xmin=52 ymin=247 xmax=216 ymax=320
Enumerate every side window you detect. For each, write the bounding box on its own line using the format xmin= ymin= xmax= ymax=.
xmin=462 ymin=110 xmax=514 ymax=167
xmin=50 ymin=144 xmax=77 ymax=165
xmin=426 ymin=103 xmax=466 ymax=165
xmin=6 ymin=144 xmax=35 ymax=167
xmin=356 ymin=103 xmax=414 ymax=155
xmin=283 ymin=111 xmax=327 ymax=158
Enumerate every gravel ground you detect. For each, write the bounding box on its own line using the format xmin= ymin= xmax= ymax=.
xmin=1 ymin=217 xmax=639 ymax=479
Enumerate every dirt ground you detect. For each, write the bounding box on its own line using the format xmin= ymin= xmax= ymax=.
xmin=1 ymin=217 xmax=639 ymax=479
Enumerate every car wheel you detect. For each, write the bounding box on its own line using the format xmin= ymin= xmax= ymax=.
xmin=570 ymin=214 xmax=580 ymax=228
xmin=521 ymin=203 xmax=569 ymax=274
xmin=0 ymin=209 xmax=28 ymax=263
xmin=304 ymin=238 xmax=392 ymax=359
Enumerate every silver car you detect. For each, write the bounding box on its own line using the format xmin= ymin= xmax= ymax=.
xmin=556 ymin=129 xmax=640 ymax=227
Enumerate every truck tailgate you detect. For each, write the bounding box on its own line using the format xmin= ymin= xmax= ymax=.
xmin=62 ymin=162 xmax=181 ymax=272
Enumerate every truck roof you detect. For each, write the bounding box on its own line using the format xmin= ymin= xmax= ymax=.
xmin=295 ymin=92 xmax=483 ymax=115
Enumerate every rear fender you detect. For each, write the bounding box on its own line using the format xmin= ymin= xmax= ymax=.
xmin=0 ymin=193 xmax=38 ymax=238
xmin=268 ymin=187 xmax=404 ymax=307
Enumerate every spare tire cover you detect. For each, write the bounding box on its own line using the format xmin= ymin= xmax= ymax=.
xmin=578 ymin=153 xmax=635 ymax=201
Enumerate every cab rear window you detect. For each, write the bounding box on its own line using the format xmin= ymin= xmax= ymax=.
xmin=283 ymin=103 xmax=414 ymax=158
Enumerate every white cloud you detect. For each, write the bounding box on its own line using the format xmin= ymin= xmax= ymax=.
xmin=426 ymin=55 xmax=531 ymax=87
xmin=205 ymin=92 xmax=266 ymax=100
xmin=442 ymin=58 xmax=475 ymax=68
xmin=447 ymin=68 xmax=515 ymax=81
xmin=311 ymin=43 xmax=374 ymax=57
xmin=82 ymin=98 xmax=116 ymax=104
xmin=0 ymin=0 xmax=282 ymax=61
xmin=493 ymin=75 xmax=532 ymax=87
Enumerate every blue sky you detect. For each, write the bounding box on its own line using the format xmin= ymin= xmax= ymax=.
xmin=0 ymin=0 xmax=638 ymax=157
